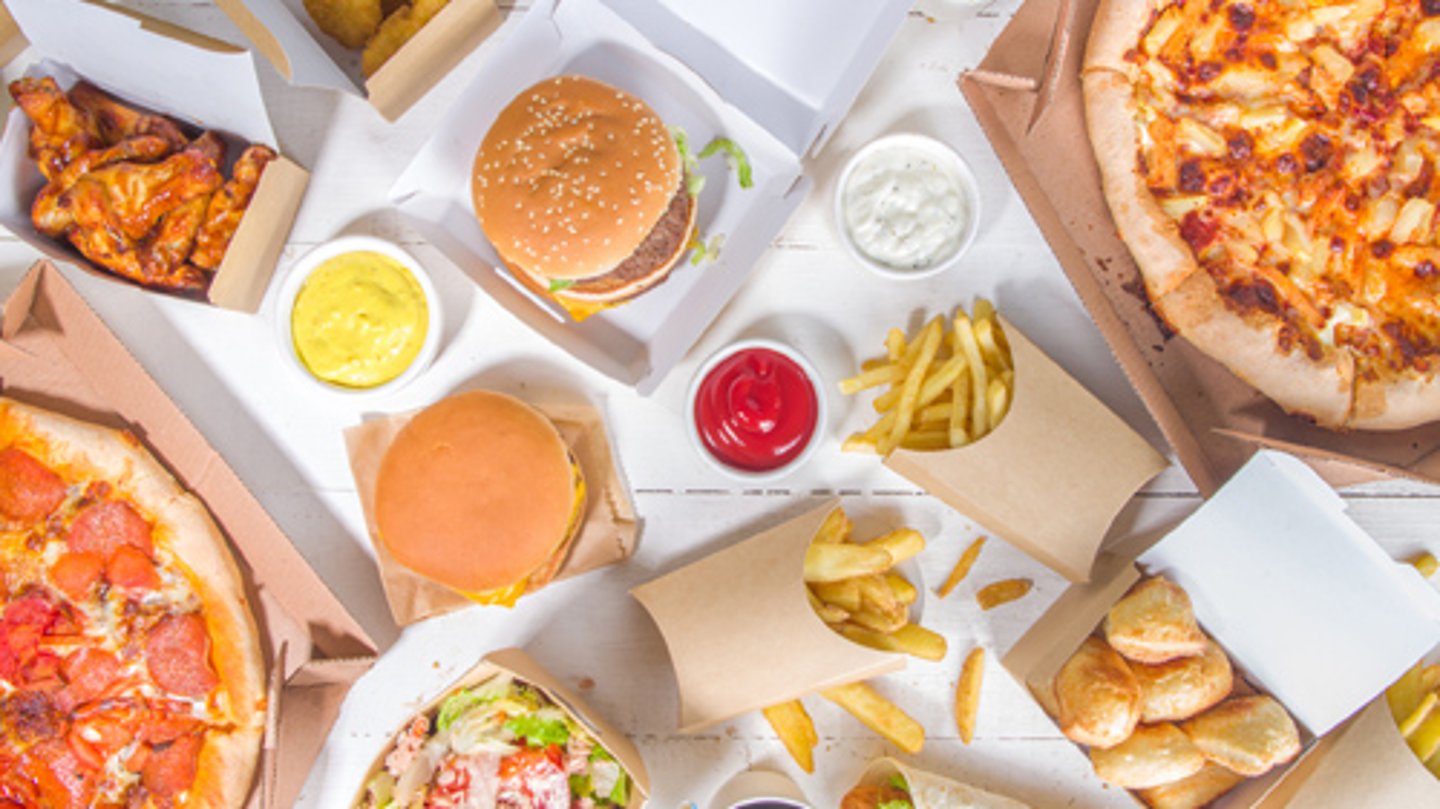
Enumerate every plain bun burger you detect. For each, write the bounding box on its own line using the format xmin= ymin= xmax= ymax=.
xmin=374 ymin=390 xmax=586 ymax=607
xmin=471 ymin=74 xmax=697 ymax=321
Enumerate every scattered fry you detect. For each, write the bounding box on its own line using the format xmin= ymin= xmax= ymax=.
xmin=955 ymin=647 xmax=985 ymax=744
xmin=762 ymin=701 xmax=817 ymax=774
xmin=1410 ymin=551 xmax=1438 ymax=578
xmin=937 ymin=536 xmax=986 ymax=598
xmin=975 ymin=578 xmax=1033 ymax=610
xmin=821 ymin=682 xmax=925 ymax=754
xmin=841 ymin=301 xmax=1014 ymax=455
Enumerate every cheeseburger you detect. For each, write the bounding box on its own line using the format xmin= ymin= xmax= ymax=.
xmin=374 ymin=390 xmax=586 ymax=607
xmin=471 ymin=74 xmax=698 ymax=321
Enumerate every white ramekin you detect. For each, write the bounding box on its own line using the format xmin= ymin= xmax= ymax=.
xmin=685 ymin=338 xmax=828 ymax=484
xmin=275 ymin=235 xmax=442 ymax=398
xmin=709 ymin=769 xmax=812 ymax=809
xmin=833 ymin=132 xmax=982 ymax=281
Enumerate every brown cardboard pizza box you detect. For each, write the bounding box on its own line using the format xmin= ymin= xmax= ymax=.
xmin=0 ymin=260 xmax=378 ymax=807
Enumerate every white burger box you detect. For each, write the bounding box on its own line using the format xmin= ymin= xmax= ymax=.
xmin=1002 ymin=451 xmax=1440 ymax=807
xmin=632 ymin=500 xmax=911 ymax=732
xmin=0 ymin=0 xmax=308 ymax=312
xmin=212 ymin=0 xmax=503 ymax=122
xmin=388 ymin=0 xmax=911 ymax=394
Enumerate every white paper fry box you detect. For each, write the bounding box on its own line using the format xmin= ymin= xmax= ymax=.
xmin=0 ymin=0 xmax=308 ymax=311
xmin=1135 ymin=450 xmax=1440 ymax=738
xmin=212 ymin=0 xmax=502 ymax=122
xmin=389 ymin=0 xmax=910 ymax=393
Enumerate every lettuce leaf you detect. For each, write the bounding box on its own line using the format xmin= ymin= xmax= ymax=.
xmin=697 ymin=138 xmax=754 ymax=189
xmin=504 ymin=713 xmax=570 ymax=747
xmin=436 ymin=689 xmax=485 ymax=733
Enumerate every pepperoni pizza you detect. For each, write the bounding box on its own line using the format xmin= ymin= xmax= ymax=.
xmin=0 ymin=398 xmax=264 ymax=807
xmin=1085 ymin=0 xmax=1440 ymax=429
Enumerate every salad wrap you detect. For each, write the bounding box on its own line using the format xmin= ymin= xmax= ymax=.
xmin=843 ymin=758 xmax=1030 ymax=809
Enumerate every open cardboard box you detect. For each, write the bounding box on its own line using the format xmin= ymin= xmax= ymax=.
xmin=631 ymin=501 xmax=908 ymax=732
xmin=1003 ymin=450 xmax=1440 ymax=807
xmin=0 ymin=260 xmax=378 ymax=807
xmin=959 ymin=0 xmax=1440 ymax=493
xmin=0 ymin=0 xmax=308 ymax=313
xmin=388 ymin=0 xmax=910 ymax=393
xmin=353 ymin=647 xmax=650 ymax=807
xmin=212 ymin=0 xmax=503 ymax=122
xmin=883 ymin=316 xmax=1167 ymax=582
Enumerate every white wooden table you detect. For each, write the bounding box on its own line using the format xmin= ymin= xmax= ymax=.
xmin=1 ymin=2 xmax=1436 ymax=807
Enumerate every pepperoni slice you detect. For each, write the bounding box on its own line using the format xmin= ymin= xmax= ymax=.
xmin=20 ymin=739 xmax=96 ymax=809
xmin=50 ymin=551 xmax=104 ymax=602
xmin=1 ymin=689 xmax=61 ymax=742
xmin=140 ymin=705 xmax=202 ymax=745
xmin=107 ymin=544 xmax=160 ymax=590
xmin=68 ymin=703 xmax=138 ymax=772
xmin=20 ymin=649 xmax=62 ymax=688
xmin=0 ymin=592 xmax=60 ymax=680
xmin=141 ymin=733 xmax=201 ymax=800
xmin=0 ymin=447 xmax=65 ymax=522
xmin=143 ymin=614 xmax=218 ymax=698
xmin=67 ymin=499 xmax=153 ymax=559
xmin=59 ymin=648 xmax=121 ymax=709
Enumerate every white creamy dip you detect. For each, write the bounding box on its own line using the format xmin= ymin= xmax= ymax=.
xmin=841 ymin=143 xmax=970 ymax=272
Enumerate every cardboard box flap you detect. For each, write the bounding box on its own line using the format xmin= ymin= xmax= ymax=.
xmin=272 ymin=653 xmax=376 ymax=809
xmin=8 ymin=0 xmax=275 ymax=145
xmin=1136 ymin=451 xmax=1440 ymax=737
xmin=599 ymin=0 xmax=910 ymax=156
xmin=0 ymin=3 xmax=26 ymax=70
xmin=631 ymin=501 xmax=904 ymax=733
xmin=1255 ymin=699 xmax=1440 ymax=808
xmin=212 ymin=0 xmax=355 ymax=94
xmin=885 ymin=318 xmax=1167 ymax=583
xmin=363 ymin=0 xmax=502 ymax=122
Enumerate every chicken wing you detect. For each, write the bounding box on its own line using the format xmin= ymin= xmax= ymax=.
xmin=68 ymin=81 xmax=188 ymax=150
xmin=58 ymin=135 xmax=223 ymax=292
xmin=31 ymin=134 xmax=177 ymax=237
xmin=191 ymin=144 xmax=276 ymax=271
xmin=9 ymin=77 xmax=101 ymax=181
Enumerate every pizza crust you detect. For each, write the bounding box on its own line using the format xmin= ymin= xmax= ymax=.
xmin=191 ymin=725 xmax=265 ymax=809
xmin=1084 ymin=0 xmax=1158 ymax=76
xmin=1083 ymin=68 xmax=1199 ymax=299
xmin=1350 ymin=371 xmax=1440 ymax=430
xmin=1156 ymin=272 xmax=1353 ymax=428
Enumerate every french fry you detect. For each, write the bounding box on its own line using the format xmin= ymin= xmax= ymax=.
xmin=820 ymin=682 xmax=925 ymax=754
xmin=762 ymin=701 xmax=817 ymax=773
xmin=885 ymin=328 xmax=907 ymax=362
xmin=888 ymin=623 xmax=947 ymax=661
xmin=850 ymin=603 xmax=908 ymax=634
xmin=954 ymin=312 xmax=989 ymax=435
xmin=974 ymin=315 xmax=1012 ymax=373
xmin=807 ymin=587 xmax=849 ymax=624
xmin=1411 ymin=551 xmax=1439 ymax=578
xmin=814 ymin=507 xmax=852 ymax=544
xmin=839 ymin=364 xmax=905 ymax=395
xmin=884 ymin=572 xmax=917 ymax=605
xmin=1401 ymin=692 xmax=1439 ymax=737
xmin=883 ymin=318 xmax=943 ymax=455
xmin=856 ymin=573 xmax=900 ymax=612
xmin=949 ymin=372 xmax=969 ymax=447
xmin=865 ymin=528 xmax=925 ymax=565
xmin=811 ymin=579 xmax=863 ymax=612
xmin=955 ymin=647 xmax=985 ymax=744
xmin=804 ymin=543 xmax=892 ymax=583
xmin=975 ymin=578 xmax=1033 ymax=610
xmin=899 ymin=430 xmax=951 ymax=451
xmin=937 ymin=536 xmax=986 ymax=598
xmin=986 ymin=376 xmax=1010 ymax=433
xmin=841 ymin=432 xmax=879 ymax=453
xmin=1409 ymin=707 xmax=1440 ymax=760
xmin=918 ymin=402 xmax=952 ymax=424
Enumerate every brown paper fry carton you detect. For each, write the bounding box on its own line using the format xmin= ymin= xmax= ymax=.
xmin=351 ymin=646 xmax=650 ymax=808
xmin=0 ymin=0 xmax=309 ymax=312
xmin=959 ymin=0 xmax=1440 ymax=493
xmin=213 ymin=0 xmax=502 ymax=122
xmin=631 ymin=500 xmax=905 ymax=733
xmin=345 ymin=396 xmax=639 ymax=625
xmin=1002 ymin=451 xmax=1440 ymax=807
xmin=851 ymin=758 xmax=1031 ymax=809
xmin=884 ymin=317 xmax=1166 ymax=583
xmin=0 ymin=260 xmax=378 ymax=808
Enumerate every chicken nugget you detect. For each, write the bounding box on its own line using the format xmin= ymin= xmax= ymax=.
xmin=1181 ymin=695 xmax=1301 ymax=777
xmin=1090 ymin=722 xmax=1206 ymax=790
xmin=1136 ymin=763 xmax=1245 ymax=809
xmin=1054 ymin=636 xmax=1142 ymax=749
xmin=362 ymin=0 xmax=451 ymax=76
xmin=305 ymin=0 xmax=381 ymax=50
xmin=1133 ymin=640 xmax=1233 ymax=723
xmin=1105 ymin=576 xmax=1208 ymax=664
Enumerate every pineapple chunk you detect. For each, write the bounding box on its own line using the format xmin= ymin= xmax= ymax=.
xmin=1241 ymin=105 xmax=1288 ymax=132
xmin=1143 ymin=7 xmax=1183 ymax=57
xmin=1343 ymin=145 xmax=1384 ymax=182
xmin=1312 ymin=44 xmax=1354 ymax=83
xmin=1363 ymin=195 xmax=1401 ymax=239
xmin=1159 ymin=195 xmax=1209 ymax=219
xmin=1259 ymin=118 xmax=1309 ymax=154
xmin=1390 ymin=198 xmax=1435 ymax=245
xmin=1177 ymin=117 xmax=1227 ymax=156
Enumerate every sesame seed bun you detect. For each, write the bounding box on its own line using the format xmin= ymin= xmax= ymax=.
xmin=471 ymin=75 xmax=696 ymax=311
xmin=374 ymin=390 xmax=584 ymax=598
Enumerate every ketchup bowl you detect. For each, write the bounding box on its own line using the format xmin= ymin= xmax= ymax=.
xmin=685 ymin=339 xmax=827 ymax=483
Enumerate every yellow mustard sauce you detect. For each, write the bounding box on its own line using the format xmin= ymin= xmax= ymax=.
xmin=291 ymin=251 xmax=428 ymax=388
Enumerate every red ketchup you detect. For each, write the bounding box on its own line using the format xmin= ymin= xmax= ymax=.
xmin=694 ymin=347 xmax=819 ymax=473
